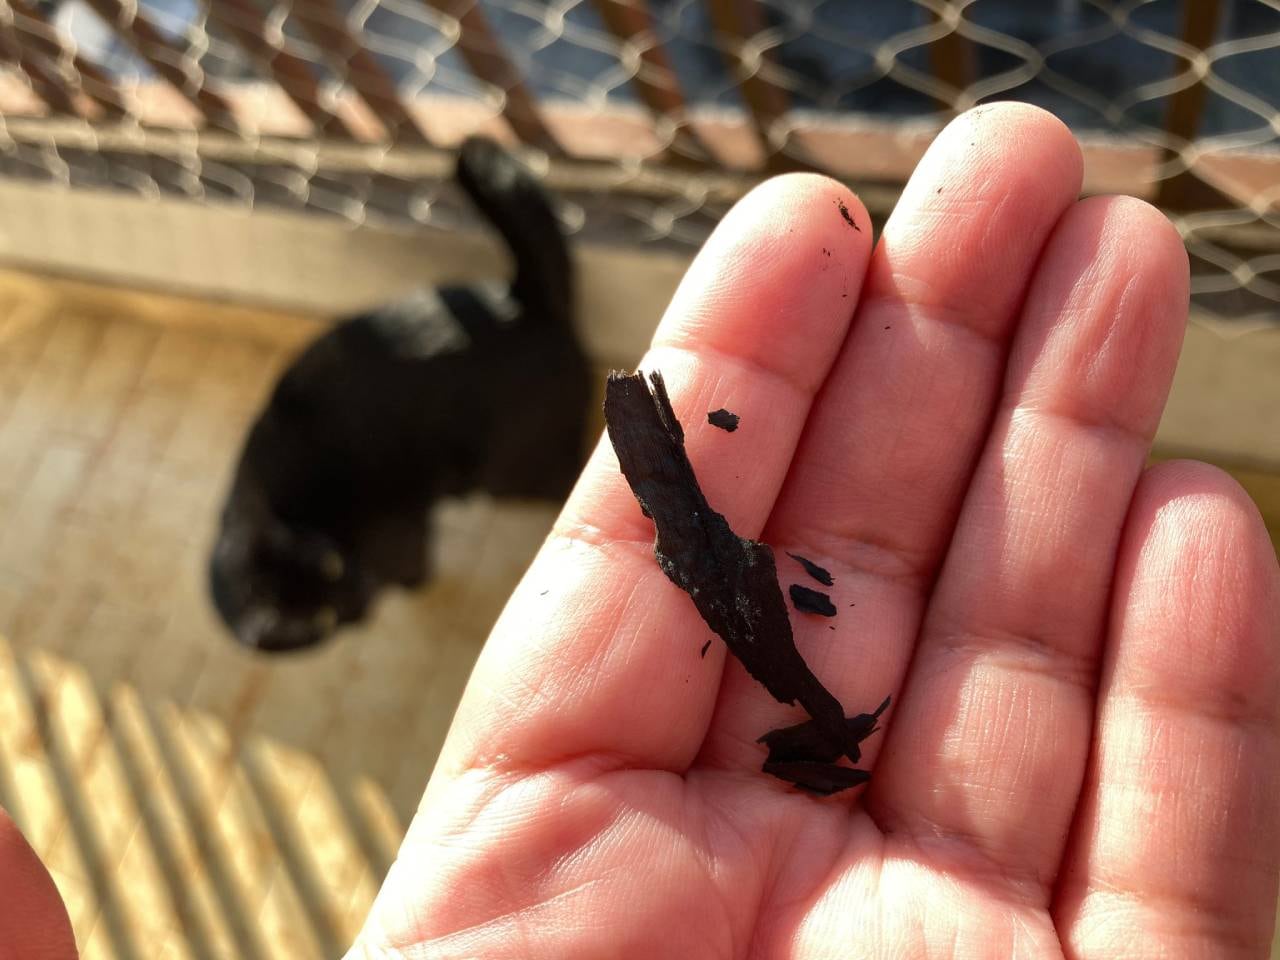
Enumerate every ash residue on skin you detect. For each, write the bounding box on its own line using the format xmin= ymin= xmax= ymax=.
xmin=836 ymin=199 xmax=860 ymax=232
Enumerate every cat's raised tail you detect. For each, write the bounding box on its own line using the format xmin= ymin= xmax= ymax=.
xmin=454 ymin=136 xmax=573 ymax=330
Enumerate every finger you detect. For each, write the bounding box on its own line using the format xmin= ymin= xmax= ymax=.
xmin=1055 ymin=462 xmax=1280 ymax=958
xmin=869 ymin=197 xmax=1188 ymax=888
xmin=703 ymin=104 xmax=1084 ymax=773
xmin=0 ymin=809 xmax=77 ymax=959
xmin=438 ymin=174 xmax=874 ymax=779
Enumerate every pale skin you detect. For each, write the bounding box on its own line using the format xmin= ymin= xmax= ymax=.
xmin=4 ymin=103 xmax=1279 ymax=959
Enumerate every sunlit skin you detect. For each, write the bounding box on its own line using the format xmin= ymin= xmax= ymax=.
xmin=0 ymin=812 xmax=77 ymax=960
xmin=4 ymin=103 xmax=1278 ymax=959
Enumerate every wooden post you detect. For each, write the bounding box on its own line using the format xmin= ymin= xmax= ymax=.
xmin=7 ymin=0 xmax=129 ymax=120
xmin=590 ymin=0 xmax=713 ymax=165
xmin=1155 ymin=0 xmax=1228 ymax=211
xmin=927 ymin=1 xmax=973 ymax=111
xmin=291 ymin=0 xmax=430 ymax=144
xmin=77 ymin=0 xmax=240 ymax=130
xmin=208 ymin=0 xmax=361 ymax=140
xmin=420 ymin=0 xmax=561 ymax=154
xmin=706 ymin=0 xmax=807 ymax=172
xmin=0 ymin=7 xmax=81 ymax=117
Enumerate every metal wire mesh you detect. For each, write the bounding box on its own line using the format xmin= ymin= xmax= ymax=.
xmin=0 ymin=0 xmax=1278 ymax=325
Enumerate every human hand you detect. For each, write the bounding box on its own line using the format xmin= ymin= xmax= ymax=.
xmin=0 ymin=809 xmax=76 ymax=959
xmin=349 ymin=103 xmax=1280 ymax=958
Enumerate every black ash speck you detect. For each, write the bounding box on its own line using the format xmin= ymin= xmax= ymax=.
xmin=790 ymin=584 xmax=837 ymax=617
xmin=708 ymin=409 xmax=740 ymax=432
xmin=787 ymin=552 xmax=833 ymax=586
xmin=836 ymin=199 xmax=861 ymax=232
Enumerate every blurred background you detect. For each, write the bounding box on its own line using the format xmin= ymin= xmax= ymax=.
xmin=0 ymin=0 xmax=1277 ymax=956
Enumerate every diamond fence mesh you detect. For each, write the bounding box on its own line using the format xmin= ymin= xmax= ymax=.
xmin=0 ymin=0 xmax=1277 ymax=326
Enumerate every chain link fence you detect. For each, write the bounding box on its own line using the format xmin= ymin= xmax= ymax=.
xmin=0 ymin=0 xmax=1277 ymax=325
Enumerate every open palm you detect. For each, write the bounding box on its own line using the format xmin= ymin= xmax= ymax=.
xmin=349 ymin=104 xmax=1280 ymax=959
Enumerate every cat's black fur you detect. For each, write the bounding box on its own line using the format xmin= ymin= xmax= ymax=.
xmin=209 ymin=137 xmax=590 ymax=652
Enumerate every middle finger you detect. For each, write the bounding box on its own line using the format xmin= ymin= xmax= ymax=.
xmin=700 ymin=104 xmax=1083 ymax=777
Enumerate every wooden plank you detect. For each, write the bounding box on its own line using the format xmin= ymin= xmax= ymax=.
xmin=0 ymin=182 xmax=684 ymax=366
xmin=1155 ymin=0 xmax=1230 ymax=211
xmin=420 ymin=0 xmax=561 ymax=154
xmin=5 ymin=174 xmax=1279 ymax=469
xmin=590 ymin=0 xmax=713 ymax=165
xmin=5 ymin=0 xmax=129 ymax=119
xmin=705 ymin=0 xmax=807 ymax=172
xmin=291 ymin=0 xmax=429 ymax=144
xmin=76 ymin=0 xmax=239 ymax=130
xmin=0 ymin=80 xmax=1215 ymax=192
xmin=206 ymin=0 xmax=360 ymax=141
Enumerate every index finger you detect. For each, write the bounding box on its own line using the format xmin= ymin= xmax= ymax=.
xmin=438 ymin=173 xmax=875 ymax=780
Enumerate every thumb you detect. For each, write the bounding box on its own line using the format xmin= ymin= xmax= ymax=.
xmin=0 ymin=809 xmax=77 ymax=959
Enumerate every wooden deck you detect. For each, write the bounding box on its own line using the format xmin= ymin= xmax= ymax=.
xmin=0 ymin=269 xmax=564 ymax=958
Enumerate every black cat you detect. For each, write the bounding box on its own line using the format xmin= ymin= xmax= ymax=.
xmin=209 ymin=137 xmax=590 ymax=652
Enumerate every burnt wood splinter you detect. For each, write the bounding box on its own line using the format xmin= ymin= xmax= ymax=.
xmin=787 ymin=552 xmax=833 ymax=586
xmin=758 ymin=696 xmax=891 ymax=766
xmin=604 ymin=369 xmax=888 ymax=794
xmin=707 ymin=408 xmax=740 ymax=432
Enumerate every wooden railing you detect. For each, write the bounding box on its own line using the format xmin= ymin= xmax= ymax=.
xmin=0 ymin=0 xmax=1267 ymax=205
